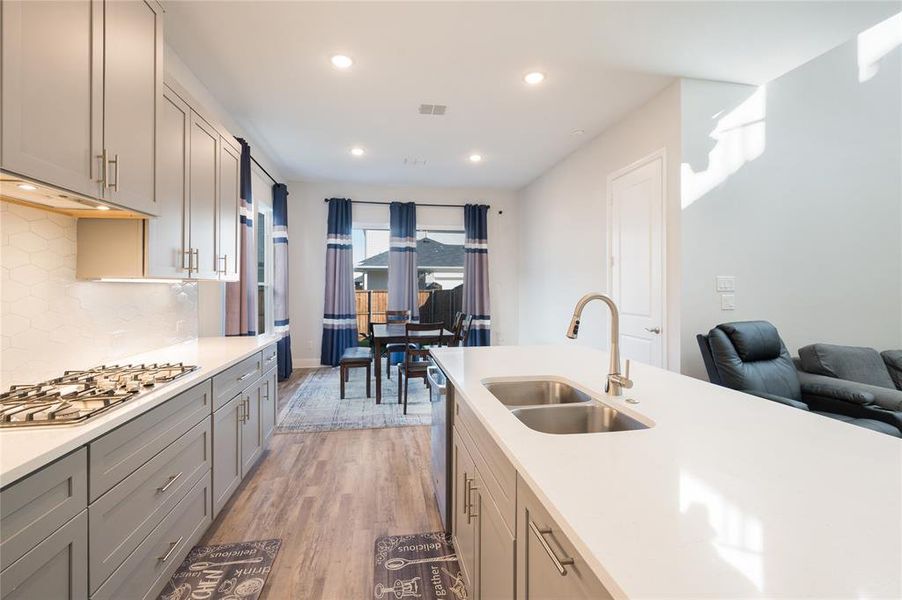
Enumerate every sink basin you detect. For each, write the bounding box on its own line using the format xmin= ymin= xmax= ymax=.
xmin=511 ymin=404 xmax=649 ymax=434
xmin=484 ymin=380 xmax=592 ymax=407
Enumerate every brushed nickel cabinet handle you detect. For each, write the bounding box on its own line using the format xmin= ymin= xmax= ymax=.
xmin=528 ymin=520 xmax=574 ymax=576
xmin=107 ymin=153 xmax=119 ymax=191
xmin=97 ymin=150 xmax=108 ymax=185
xmin=467 ymin=484 xmax=479 ymax=523
xmin=218 ymin=254 xmax=227 ymax=275
xmin=265 ymin=354 xmax=277 ymax=364
xmin=158 ymin=536 xmax=183 ymax=562
xmin=182 ymin=249 xmax=192 ymax=273
xmin=237 ymin=397 xmax=245 ymax=423
xmin=244 ymin=397 xmax=251 ymax=422
xmin=157 ymin=472 xmax=183 ymax=493
xmin=238 ymin=371 xmax=255 ymax=382
xmin=463 ymin=475 xmax=471 ymax=515
xmin=191 ymin=248 xmax=199 ymax=272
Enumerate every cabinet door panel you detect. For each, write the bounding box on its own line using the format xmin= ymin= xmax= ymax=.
xmin=104 ymin=0 xmax=161 ymax=215
xmin=476 ymin=469 xmax=515 ymax=600
xmin=452 ymin=429 xmax=477 ymax=591
xmin=218 ymin=136 xmax=241 ymax=281
xmin=240 ymin=382 xmax=262 ymax=476
xmin=261 ymin=367 xmax=277 ymax=442
xmin=1 ymin=0 xmax=102 ymax=198
xmin=0 ymin=511 xmax=87 ymax=600
xmin=147 ymin=87 xmax=190 ymax=278
xmin=189 ymin=113 xmax=219 ymax=279
xmin=212 ymin=394 xmax=242 ymax=518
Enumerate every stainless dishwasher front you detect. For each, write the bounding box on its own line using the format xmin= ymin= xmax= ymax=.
xmin=427 ymin=364 xmax=453 ymax=533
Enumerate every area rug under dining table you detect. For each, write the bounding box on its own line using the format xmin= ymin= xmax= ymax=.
xmin=276 ymin=367 xmax=432 ymax=433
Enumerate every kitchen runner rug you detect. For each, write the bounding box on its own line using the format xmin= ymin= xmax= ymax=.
xmin=158 ymin=539 xmax=281 ymax=600
xmin=276 ymin=367 xmax=431 ymax=433
xmin=373 ymin=532 xmax=468 ymax=600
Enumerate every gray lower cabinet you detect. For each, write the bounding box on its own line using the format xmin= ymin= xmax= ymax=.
xmin=475 ymin=466 xmax=515 ymax=600
xmin=91 ymin=473 xmax=211 ymax=600
xmin=261 ymin=366 xmax=278 ymax=442
xmin=240 ymin=379 xmax=263 ymax=475
xmin=212 ymin=393 xmax=243 ymax=517
xmin=515 ymin=477 xmax=610 ymax=600
xmin=452 ymin=429 xmax=478 ymax=589
xmin=0 ymin=510 xmax=88 ymax=600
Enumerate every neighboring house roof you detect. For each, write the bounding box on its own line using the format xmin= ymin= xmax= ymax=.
xmin=356 ymin=237 xmax=464 ymax=270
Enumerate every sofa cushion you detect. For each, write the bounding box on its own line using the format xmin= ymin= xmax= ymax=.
xmin=882 ymin=350 xmax=902 ymax=391
xmin=716 ymin=321 xmax=783 ymax=362
xmin=798 ymin=344 xmax=895 ymax=389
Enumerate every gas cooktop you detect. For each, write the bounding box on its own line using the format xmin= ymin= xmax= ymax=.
xmin=0 ymin=363 xmax=198 ymax=428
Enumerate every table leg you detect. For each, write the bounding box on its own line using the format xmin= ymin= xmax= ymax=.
xmin=374 ymin=338 xmax=382 ymax=404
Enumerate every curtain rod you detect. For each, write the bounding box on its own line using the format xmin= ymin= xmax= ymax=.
xmin=322 ymin=199 xmax=490 ymax=209
xmin=251 ymin=156 xmax=279 ymax=186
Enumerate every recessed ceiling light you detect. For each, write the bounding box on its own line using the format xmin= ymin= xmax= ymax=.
xmin=331 ymin=54 xmax=353 ymax=70
xmin=96 ymin=205 xmax=110 ymax=211
xmin=524 ymin=71 xmax=546 ymax=85
xmin=469 ymin=154 xmax=483 ymax=163
xmin=16 ymin=183 xmax=37 ymax=191
xmin=350 ymin=147 xmax=365 ymax=157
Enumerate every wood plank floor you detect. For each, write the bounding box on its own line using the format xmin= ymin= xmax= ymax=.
xmin=200 ymin=369 xmax=442 ymax=599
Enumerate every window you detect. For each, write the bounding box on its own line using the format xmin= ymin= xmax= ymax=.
xmin=352 ymin=226 xmax=464 ymax=338
xmin=252 ymin=168 xmax=273 ymax=335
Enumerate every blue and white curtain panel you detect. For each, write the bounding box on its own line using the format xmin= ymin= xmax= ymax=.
xmin=226 ymin=138 xmax=257 ymax=336
xmin=388 ymin=202 xmax=420 ymax=320
xmin=463 ymin=204 xmax=491 ymax=346
xmin=272 ymin=183 xmax=292 ymax=380
xmin=321 ymin=198 xmax=358 ymax=366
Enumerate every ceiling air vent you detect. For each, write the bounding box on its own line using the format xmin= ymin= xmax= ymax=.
xmin=418 ymin=104 xmax=447 ymax=116
xmin=403 ymin=157 xmax=428 ymax=166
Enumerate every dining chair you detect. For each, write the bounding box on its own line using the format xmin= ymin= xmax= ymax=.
xmin=450 ymin=311 xmax=464 ymax=339
xmin=398 ymin=322 xmax=447 ymax=414
xmin=384 ymin=309 xmax=412 ymax=379
xmin=454 ymin=314 xmax=474 ymax=347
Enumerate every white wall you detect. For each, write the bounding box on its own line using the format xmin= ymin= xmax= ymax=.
xmin=680 ymin=23 xmax=902 ymax=379
xmin=1 ymin=203 xmax=197 ymax=387
xmin=516 ymin=81 xmax=682 ymax=368
xmin=288 ymin=181 xmax=519 ymax=367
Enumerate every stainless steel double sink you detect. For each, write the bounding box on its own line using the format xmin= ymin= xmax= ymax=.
xmin=483 ymin=379 xmax=649 ymax=434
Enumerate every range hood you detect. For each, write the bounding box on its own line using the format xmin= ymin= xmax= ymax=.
xmin=0 ymin=172 xmax=144 ymax=218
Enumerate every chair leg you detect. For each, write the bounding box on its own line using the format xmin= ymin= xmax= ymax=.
xmin=404 ymin=372 xmax=410 ymax=415
xmin=397 ymin=370 xmax=403 ymax=404
xmin=345 ymin=369 xmax=350 ymax=382
xmin=340 ymin=365 xmax=346 ymax=399
xmin=366 ymin=364 xmax=371 ymax=398
xmin=387 ymin=356 xmax=392 ymax=379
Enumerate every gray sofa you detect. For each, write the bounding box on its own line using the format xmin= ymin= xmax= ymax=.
xmin=795 ymin=344 xmax=902 ymax=430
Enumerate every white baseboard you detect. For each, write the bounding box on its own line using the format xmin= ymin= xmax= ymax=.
xmin=292 ymin=358 xmax=323 ymax=369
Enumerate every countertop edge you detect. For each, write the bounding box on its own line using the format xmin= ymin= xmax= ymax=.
xmin=0 ymin=334 xmax=281 ymax=488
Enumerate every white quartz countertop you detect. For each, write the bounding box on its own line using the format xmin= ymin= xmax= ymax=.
xmin=430 ymin=344 xmax=902 ymax=599
xmin=0 ymin=334 xmax=281 ymax=488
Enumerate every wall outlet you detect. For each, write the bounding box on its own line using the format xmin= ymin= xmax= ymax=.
xmin=721 ymin=294 xmax=736 ymax=311
xmin=715 ymin=276 xmax=736 ymax=292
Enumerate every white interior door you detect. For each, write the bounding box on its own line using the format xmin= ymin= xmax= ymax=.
xmin=609 ymin=153 xmax=665 ymax=368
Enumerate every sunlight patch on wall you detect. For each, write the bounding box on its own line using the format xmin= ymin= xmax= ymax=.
xmin=858 ymin=12 xmax=902 ymax=83
xmin=680 ymin=471 xmax=764 ymax=591
xmin=681 ymin=86 xmax=767 ymax=209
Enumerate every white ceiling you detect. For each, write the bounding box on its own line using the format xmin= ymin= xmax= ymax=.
xmin=164 ymin=1 xmax=899 ymax=189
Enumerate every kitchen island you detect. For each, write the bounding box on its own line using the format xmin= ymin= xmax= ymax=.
xmin=430 ymin=344 xmax=901 ymax=599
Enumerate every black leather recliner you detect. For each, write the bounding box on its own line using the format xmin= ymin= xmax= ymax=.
xmin=697 ymin=321 xmax=901 ymax=437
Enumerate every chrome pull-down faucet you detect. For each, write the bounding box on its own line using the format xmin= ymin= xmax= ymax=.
xmin=566 ymin=292 xmax=634 ymax=396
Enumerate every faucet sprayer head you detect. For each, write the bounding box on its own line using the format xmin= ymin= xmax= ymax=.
xmin=566 ymin=315 xmax=580 ymax=339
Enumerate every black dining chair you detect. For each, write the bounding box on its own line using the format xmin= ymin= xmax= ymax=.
xmin=383 ymin=309 xmax=412 ymax=379
xmin=398 ymin=322 xmax=447 ymax=414
xmin=454 ymin=314 xmax=474 ymax=347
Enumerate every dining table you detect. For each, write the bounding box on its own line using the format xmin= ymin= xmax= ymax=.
xmin=371 ymin=323 xmax=454 ymax=404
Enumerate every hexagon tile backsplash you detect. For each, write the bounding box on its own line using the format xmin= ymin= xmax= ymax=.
xmin=0 ymin=202 xmax=198 ymax=388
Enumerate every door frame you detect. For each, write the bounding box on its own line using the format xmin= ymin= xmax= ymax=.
xmin=606 ymin=148 xmax=668 ymax=369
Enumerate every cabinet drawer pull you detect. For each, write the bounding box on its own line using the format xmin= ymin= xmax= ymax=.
xmin=238 ymin=371 xmax=255 ymax=382
xmin=158 ymin=536 xmax=183 ymax=562
xmin=265 ymin=354 xmax=277 ymax=364
xmin=528 ymin=520 xmax=574 ymax=576
xmin=463 ymin=475 xmax=471 ymax=515
xmin=157 ymin=472 xmax=183 ymax=493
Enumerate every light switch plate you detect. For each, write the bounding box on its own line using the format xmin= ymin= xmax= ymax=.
xmin=721 ymin=294 xmax=736 ymax=310
xmin=716 ymin=276 xmax=736 ymax=292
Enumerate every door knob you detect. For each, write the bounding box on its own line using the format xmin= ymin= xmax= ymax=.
xmin=645 ymin=327 xmax=661 ymax=334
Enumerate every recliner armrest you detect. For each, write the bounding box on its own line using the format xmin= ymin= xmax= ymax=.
xmin=801 ymin=382 xmax=876 ymax=406
xmin=744 ymin=390 xmax=809 ymax=411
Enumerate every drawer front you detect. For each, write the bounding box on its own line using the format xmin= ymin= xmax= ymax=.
xmin=261 ymin=343 xmax=278 ymax=369
xmin=1 ymin=510 xmax=88 ymax=600
xmin=0 ymin=449 xmax=87 ymax=571
xmin=212 ymin=352 xmax=262 ymax=411
xmin=89 ymin=380 xmax=212 ymax=501
xmin=92 ymin=472 xmax=212 ymax=600
xmin=89 ymin=418 xmax=211 ymax=593
xmin=456 ymin=399 xmax=516 ymax=533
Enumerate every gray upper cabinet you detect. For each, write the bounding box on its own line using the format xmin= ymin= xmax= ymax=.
xmin=188 ymin=112 xmax=219 ymax=279
xmin=102 ymin=0 xmax=162 ymax=216
xmin=1 ymin=0 xmax=162 ymax=216
xmin=147 ymin=86 xmax=191 ymax=278
xmin=218 ymin=136 xmax=241 ymax=281
xmin=1 ymin=0 xmax=103 ymax=199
